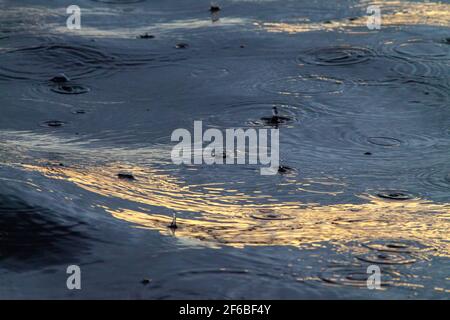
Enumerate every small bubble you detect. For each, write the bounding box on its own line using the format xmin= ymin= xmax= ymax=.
xmin=51 ymin=84 xmax=90 ymax=95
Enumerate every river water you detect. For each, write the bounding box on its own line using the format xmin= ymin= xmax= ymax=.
xmin=0 ymin=0 xmax=449 ymax=298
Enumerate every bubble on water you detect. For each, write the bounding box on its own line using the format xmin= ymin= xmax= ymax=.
xmin=40 ymin=120 xmax=68 ymax=128
xmin=50 ymin=84 xmax=90 ymax=95
xmin=376 ymin=190 xmax=416 ymax=201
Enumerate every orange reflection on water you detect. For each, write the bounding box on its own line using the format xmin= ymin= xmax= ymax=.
xmin=22 ymin=162 xmax=450 ymax=256
xmin=260 ymin=1 xmax=450 ymax=33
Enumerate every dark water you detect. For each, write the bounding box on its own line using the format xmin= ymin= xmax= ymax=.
xmin=0 ymin=0 xmax=449 ymax=298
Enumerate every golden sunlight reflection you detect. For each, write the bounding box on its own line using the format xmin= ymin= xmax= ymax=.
xmin=21 ymin=162 xmax=450 ymax=256
xmin=51 ymin=18 xmax=249 ymax=38
xmin=260 ymin=1 xmax=450 ymax=33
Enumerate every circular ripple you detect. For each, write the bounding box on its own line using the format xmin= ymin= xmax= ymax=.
xmin=363 ymin=189 xmax=418 ymax=201
xmin=362 ymin=240 xmax=434 ymax=255
xmin=319 ymin=264 xmax=398 ymax=287
xmin=415 ymin=167 xmax=450 ymax=192
xmin=367 ymin=136 xmax=402 ymax=147
xmin=391 ymin=59 xmax=449 ymax=79
xmin=257 ymin=74 xmax=346 ymax=96
xmin=0 ymin=43 xmax=118 ymax=81
xmin=392 ymin=40 xmax=450 ymax=60
xmin=249 ymin=210 xmax=294 ymax=221
xmin=316 ymin=78 xmax=449 ymax=120
xmin=412 ymin=167 xmax=450 ymax=201
xmin=298 ymin=46 xmax=376 ymax=66
xmin=356 ymin=252 xmax=416 ymax=265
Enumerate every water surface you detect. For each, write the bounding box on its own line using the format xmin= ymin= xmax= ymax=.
xmin=0 ymin=0 xmax=449 ymax=298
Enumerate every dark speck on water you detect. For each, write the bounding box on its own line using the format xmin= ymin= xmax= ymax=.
xmin=278 ymin=165 xmax=295 ymax=174
xmin=168 ymin=213 xmax=178 ymax=229
xmin=138 ymin=33 xmax=155 ymax=39
xmin=41 ymin=120 xmax=66 ymax=128
xmin=209 ymin=5 xmax=221 ymax=13
xmin=117 ymin=173 xmax=135 ymax=180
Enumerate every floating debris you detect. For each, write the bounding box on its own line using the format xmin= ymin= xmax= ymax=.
xmin=141 ymin=278 xmax=151 ymax=285
xmin=138 ymin=33 xmax=155 ymax=39
xmin=209 ymin=4 xmax=221 ymax=13
xmin=117 ymin=173 xmax=135 ymax=180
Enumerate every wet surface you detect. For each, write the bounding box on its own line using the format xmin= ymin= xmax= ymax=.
xmin=0 ymin=0 xmax=449 ymax=298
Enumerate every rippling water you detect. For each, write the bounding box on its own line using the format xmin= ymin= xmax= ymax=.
xmin=0 ymin=0 xmax=449 ymax=298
